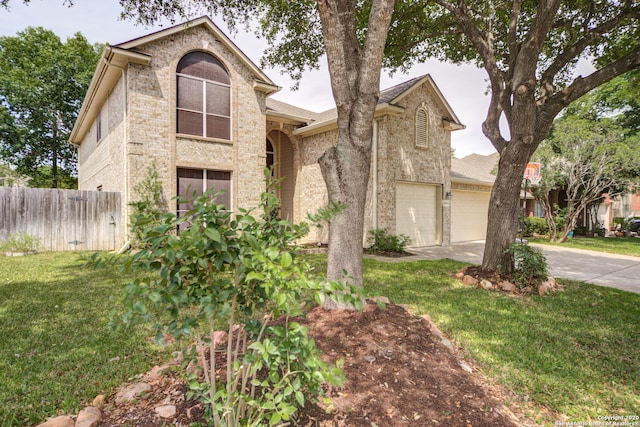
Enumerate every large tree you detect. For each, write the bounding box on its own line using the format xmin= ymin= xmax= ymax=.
xmin=386 ymin=0 xmax=640 ymax=272
xmin=0 ymin=27 xmax=101 ymax=188
xmin=116 ymin=0 xmax=395 ymax=302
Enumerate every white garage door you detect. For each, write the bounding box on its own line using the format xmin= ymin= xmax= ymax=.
xmin=451 ymin=190 xmax=490 ymax=242
xmin=396 ymin=183 xmax=439 ymax=247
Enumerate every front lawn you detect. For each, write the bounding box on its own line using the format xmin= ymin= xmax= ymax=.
xmin=530 ymin=236 xmax=640 ymax=257
xmin=308 ymin=254 xmax=640 ymax=425
xmin=0 ymin=252 xmax=176 ymax=426
xmin=3 ymin=252 xmax=639 ymax=426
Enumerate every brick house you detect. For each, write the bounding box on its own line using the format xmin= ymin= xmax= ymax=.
xmin=69 ymin=16 xmax=465 ymax=248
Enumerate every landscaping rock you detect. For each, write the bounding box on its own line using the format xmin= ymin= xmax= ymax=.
xmin=115 ymin=382 xmax=151 ymax=405
xmin=36 ymin=415 xmax=74 ymax=427
xmin=462 ymin=275 xmax=478 ymax=286
xmin=499 ymin=281 xmax=516 ymax=292
xmin=75 ymin=406 xmax=101 ymax=427
xmin=92 ymin=394 xmax=105 ymax=407
xmin=368 ymin=296 xmax=390 ymax=305
xmin=537 ymin=282 xmax=551 ymax=296
xmin=480 ymin=279 xmax=494 ymax=290
xmin=459 ymin=361 xmax=473 ymax=373
xmin=155 ymin=405 xmax=177 ymax=418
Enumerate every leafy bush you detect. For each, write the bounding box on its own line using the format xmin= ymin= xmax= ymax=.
xmin=503 ymin=243 xmax=549 ymax=289
xmin=523 ymin=217 xmax=548 ymax=237
xmin=113 ymin=174 xmax=358 ymax=426
xmin=366 ymin=228 xmax=411 ymax=254
xmin=128 ymin=162 xmax=168 ymax=249
xmin=0 ymin=232 xmax=41 ymax=253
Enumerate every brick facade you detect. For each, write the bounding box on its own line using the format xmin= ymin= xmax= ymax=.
xmin=72 ymin=17 xmax=462 ymax=248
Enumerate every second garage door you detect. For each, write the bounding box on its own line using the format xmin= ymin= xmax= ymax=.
xmin=451 ymin=189 xmax=491 ymax=242
xmin=396 ymin=182 xmax=440 ymax=247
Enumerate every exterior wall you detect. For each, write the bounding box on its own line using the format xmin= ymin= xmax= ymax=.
xmin=126 ymin=26 xmax=266 ymax=217
xmin=79 ymin=26 xmax=269 ymax=246
xmin=376 ymin=87 xmax=452 ymax=245
xmin=77 ymin=76 xmax=127 ymax=246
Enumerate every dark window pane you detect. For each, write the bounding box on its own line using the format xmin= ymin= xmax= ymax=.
xmin=177 ymin=110 xmax=204 ymax=136
xmin=206 ymin=115 xmax=230 ymax=140
xmin=177 ymin=76 xmax=203 ymax=111
xmin=206 ymin=83 xmax=230 ymax=116
xmin=206 ymin=171 xmax=231 ymax=208
xmin=177 ymin=168 xmax=204 ymax=211
xmin=177 ymin=52 xmax=230 ymax=84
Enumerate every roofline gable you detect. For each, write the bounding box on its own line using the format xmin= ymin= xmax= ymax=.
xmin=116 ymin=16 xmax=279 ymax=91
xmin=387 ymin=74 xmax=463 ymax=127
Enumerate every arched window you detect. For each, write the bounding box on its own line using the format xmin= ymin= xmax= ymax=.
xmin=176 ymin=51 xmax=231 ymax=140
xmin=415 ymin=107 xmax=429 ymax=148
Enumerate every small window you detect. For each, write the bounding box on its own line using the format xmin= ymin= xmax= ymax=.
xmin=415 ymin=108 xmax=429 ymax=148
xmin=96 ymin=110 xmax=103 ymax=143
xmin=177 ymin=52 xmax=231 ymax=140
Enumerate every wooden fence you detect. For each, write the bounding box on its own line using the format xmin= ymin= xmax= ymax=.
xmin=0 ymin=187 xmax=121 ymax=251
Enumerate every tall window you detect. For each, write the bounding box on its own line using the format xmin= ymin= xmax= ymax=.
xmin=266 ymin=140 xmax=275 ymax=175
xmin=415 ymin=107 xmax=429 ymax=148
xmin=176 ymin=52 xmax=231 ymax=140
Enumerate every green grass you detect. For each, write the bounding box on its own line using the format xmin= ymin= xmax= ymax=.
xmin=306 ymin=254 xmax=640 ymax=425
xmin=0 ymin=252 xmax=177 ymax=426
xmin=530 ymin=236 xmax=640 ymax=257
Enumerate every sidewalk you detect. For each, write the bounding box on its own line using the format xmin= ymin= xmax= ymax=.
xmin=396 ymin=241 xmax=640 ymax=295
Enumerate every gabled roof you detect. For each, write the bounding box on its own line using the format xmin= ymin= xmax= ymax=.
xmin=70 ymin=16 xmax=280 ymax=145
xmin=115 ymin=16 xmax=278 ymax=91
xmin=292 ymin=74 xmax=465 ymax=137
xmin=451 ymin=152 xmax=499 ymax=185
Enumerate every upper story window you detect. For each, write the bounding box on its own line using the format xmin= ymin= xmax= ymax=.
xmin=415 ymin=107 xmax=429 ymax=148
xmin=176 ymin=51 xmax=231 ymax=140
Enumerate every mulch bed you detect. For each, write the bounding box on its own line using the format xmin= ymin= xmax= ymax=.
xmin=95 ymin=302 xmax=532 ymax=426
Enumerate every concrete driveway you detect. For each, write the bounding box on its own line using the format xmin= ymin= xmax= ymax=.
xmin=405 ymin=241 xmax=640 ymax=294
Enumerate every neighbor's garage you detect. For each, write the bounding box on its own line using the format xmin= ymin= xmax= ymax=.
xmin=451 ymin=188 xmax=491 ymax=242
xmin=395 ymin=182 xmax=441 ymax=247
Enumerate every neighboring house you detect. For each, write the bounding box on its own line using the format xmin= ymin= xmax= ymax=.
xmin=69 ymin=16 xmax=465 ymax=248
xmin=450 ymin=153 xmax=498 ymax=242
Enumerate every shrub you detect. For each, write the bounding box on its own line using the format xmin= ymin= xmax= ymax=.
xmin=366 ymin=228 xmax=411 ymax=254
xmin=523 ymin=217 xmax=548 ymax=237
xmin=503 ymin=243 xmax=549 ymax=289
xmin=0 ymin=232 xmax=41 ymax=253
xmin=114 ymin=173 xmax=358 ymax=426
xmin=129 ymin=162 xmax=168 ymax=249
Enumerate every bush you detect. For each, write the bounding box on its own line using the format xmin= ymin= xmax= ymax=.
xmin=112 ymin=173 xmax=358 ymax=426
xmin=129 ymin=162 xmax=168 ymax=249
xmin=503 ymin=243 xmax=549 ymax=289
xmin=366 ymin=228 xmax=411 ymax=254
xmin=0 ymin=232 xmax=41 ymax=253
xmin=523 ymin=217 xmax=548 ymax=237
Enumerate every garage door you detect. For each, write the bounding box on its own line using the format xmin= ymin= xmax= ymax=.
xmin=396 ymin=183 xmax=439 ymax=247
xmin=451 ymin=190 xmax=490 ymax=242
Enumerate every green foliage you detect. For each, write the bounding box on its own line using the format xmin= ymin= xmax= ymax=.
xmin=129 ymin=162 xmax=168 ymax=248
xmin=0 ymin=232 xmax=41 ymax=253
xmin=0 ymin=27 xmax=101 ymax=188
xmin=0 ymin=252 xmax=176 ymax=426
xmin=366 ymin=228 xmax=411 ymax=254
xmin=116 ymin=174 xmax=359 ymax=426
xmin=523 ymin=217 xmax=548 ymax=238
xmin=503 ymin=243 xmax=549 ymax=289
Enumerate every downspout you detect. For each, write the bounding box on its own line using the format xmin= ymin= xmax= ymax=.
xmin=372 ymin=119 xmax=378 ymax=230
xmin=102 ymin=48 xmax=129 ymax=244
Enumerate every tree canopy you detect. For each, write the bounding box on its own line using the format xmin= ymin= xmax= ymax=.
xmin=0 ymin=27 xmax=101 ymax=188
xmin=534 ymin=80 xmax=640 ymax=241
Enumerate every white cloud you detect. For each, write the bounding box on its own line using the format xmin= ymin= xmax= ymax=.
xmin=0 ymin=0 xmax=496 ymax=157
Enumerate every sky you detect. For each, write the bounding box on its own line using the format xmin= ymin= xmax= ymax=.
xmin=0 ymin=0 xmax=497 ymax=157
